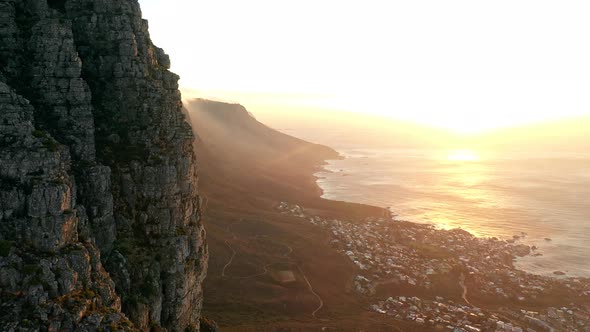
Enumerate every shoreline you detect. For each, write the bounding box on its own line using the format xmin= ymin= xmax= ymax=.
xmin=276 ymin=198 xmax=590 ymax=331
xmin=313 ymin=149 xmax=590 ymax=280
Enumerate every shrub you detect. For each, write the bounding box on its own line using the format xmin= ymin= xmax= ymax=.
xmin=113 ymin=239 xmax=133 ymax=256
xmin=32 ymin=130 xmax=46 ymax=138
xmin=43 ymin=138 xmax=59 ymax=152
xmin=199 ymin=317 xmax=219 ymax=332
xmin=139 ymin=280 xmax=157 ymax=298
xmin=23 ymin=264 xmax=41 ymax=275
xmin=82 ymin=289 xmax=96 ymax=299
xmin=0 ymin=240 xmax=14 ymax=257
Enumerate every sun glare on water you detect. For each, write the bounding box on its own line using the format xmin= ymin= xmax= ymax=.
xmin=446 ymin=149 xmax=479 ymax=162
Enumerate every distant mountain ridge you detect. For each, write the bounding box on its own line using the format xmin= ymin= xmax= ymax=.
xmin=186 ymin=98 xmax=340 ymax=167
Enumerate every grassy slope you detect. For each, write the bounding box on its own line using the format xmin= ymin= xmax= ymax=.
xmin=186 ymin=100 xmax=423 ymax=331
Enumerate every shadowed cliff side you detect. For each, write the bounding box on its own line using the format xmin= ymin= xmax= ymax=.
xmin=0 ymin=0 xmax=207 ymax=331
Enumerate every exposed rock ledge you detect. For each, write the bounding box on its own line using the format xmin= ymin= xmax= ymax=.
xmin=0 ymin=0 xmax=207 ymax=331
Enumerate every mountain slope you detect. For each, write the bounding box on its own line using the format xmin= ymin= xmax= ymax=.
xmin=186 ymin=98 xmax=347 ymax=209
xmin=184 ymin=99 xmax=390 ymax=330
xmin=187 ymin=98 xmax=339 ymax=166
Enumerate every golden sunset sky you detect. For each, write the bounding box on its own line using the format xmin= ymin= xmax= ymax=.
xmin=138 ymin=0 xmax=590 ymax=134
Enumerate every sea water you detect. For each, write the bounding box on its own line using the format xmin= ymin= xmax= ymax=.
xmin=283 ymin=128 xmax=590 ymax=278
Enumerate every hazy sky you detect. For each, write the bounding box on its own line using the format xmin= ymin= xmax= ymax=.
xmin=139 ymin=0 xmax=590 ymax=133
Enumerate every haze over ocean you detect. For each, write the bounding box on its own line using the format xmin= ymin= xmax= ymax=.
xmin=282 ymin=127 xmax=590 ymax=278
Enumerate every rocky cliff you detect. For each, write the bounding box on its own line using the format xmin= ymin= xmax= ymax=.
xmin=0 ymin=0 xmax=207 ymax=331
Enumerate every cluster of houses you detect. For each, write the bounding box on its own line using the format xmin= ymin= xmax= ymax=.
xmin=277 ymin=202 xmax=590 ymax=331
xmin=370 ymin=295 xmax=517 ymax=331
xmin=522 ymin=307 xmax=590 ymax=331
xmin=369 ymin=295 xmax=590 ymax=332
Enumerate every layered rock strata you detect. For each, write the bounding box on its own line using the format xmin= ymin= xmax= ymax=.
xmin=0 ymin=0 xmax=207 ymax=330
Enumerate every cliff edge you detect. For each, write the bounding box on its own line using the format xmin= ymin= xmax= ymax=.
xmin=0 ymin=0 xmax=207 ymax=331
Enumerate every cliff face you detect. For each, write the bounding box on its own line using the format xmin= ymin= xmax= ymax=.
xmin=0 ymin=1 xmax=207 ymax=331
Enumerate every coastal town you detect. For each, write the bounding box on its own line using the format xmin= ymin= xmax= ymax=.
xmin=277 ymin=202 xmax=590 ymax=332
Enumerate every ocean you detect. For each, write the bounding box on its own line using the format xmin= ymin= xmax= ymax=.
xmin=282 ymin=128 xmax=590 ymax=278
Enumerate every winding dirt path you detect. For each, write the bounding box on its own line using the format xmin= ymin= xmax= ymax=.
xmin=221 ymin=219 xmax=324 ymax=318
xmin=220 ymin=220 xmax=243 ymax=278
xmin=297 ymin=265 xmax=324 ymax=319
xmin=221 ymin=240 xmax=237 ymax=278
xmin=283 ymin=244 xmax=293 ymax=257
xmin=459 ymin=273 xmax=473 ymax=306
xmin=231 ymin=264 xmax=271 ymax=280
xmin=201 ymin=195 xmax=209 ymax=215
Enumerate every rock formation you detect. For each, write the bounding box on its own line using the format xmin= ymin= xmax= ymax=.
xmin=0 ymin=0 xmax=208 ymax=331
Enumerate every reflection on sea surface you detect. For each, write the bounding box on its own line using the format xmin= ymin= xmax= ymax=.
xmin=446 ymin=148 xmax=479 ymax=162
xmin=316 ymin=147 xmax=590 ymax=277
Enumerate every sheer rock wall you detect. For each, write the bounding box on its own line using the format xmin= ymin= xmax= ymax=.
xmin=0 ymin=0 xmax=208 ymax=330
